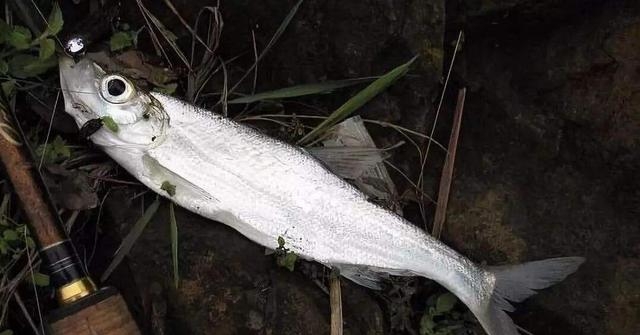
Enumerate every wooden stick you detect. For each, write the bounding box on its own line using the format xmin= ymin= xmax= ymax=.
xmin=0 ymin=106 xmax=140 ymax=334
xmin=0 ymin=114 xmax=66 ymax=247
xmin=329 ymin=271 xmax=343 ymax=335
xmin=432 ymin=88 xmax=466 ymax=239
xmin=0 ymin=105 xmax=92 ymax=301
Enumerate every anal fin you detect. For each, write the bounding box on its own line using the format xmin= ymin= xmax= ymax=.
xmin=336 ymin=265 xmax=388 ymax=290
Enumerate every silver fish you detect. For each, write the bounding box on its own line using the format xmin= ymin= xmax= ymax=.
xmin=59 ymin=57 xmax=584 ymax=335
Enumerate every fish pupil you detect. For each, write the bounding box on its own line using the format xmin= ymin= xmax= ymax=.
xmin=107 ymin=79 xmax=126 ymax=96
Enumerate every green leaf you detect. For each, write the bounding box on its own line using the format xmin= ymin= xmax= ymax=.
xmin=297 ymin=56 xmax=417 ymax=146
xmin=32 ymin=272 xmax=50 ymax=287
xmin=101 ymin=116 xmax=119 ymax=132
xmin=37 ymin=135 xmax=71 ymax=164
xmin=8 ymin=54 xmax=57 ymax=78
xmin=0 ymin=239 xmax=8 ymax=254
xmin=161 ymin=181 xmax=176 ymax=197
xmin=7 ymin=26 xmax=32 ymax=50
xmin=39 ymin=38 xmax=55 ymax=60
xmin=0 ymin=19 xmax=11 ymax=44
xmin=1 ymin=80 xmax=15 ymax=97
xmin=228 ymin=78 xmax=376 ymax=104
xmin=435 ymin=293 xmax=457 ymax=314
xmin=43 ymin=2 xmax=64 ymax=37
xmin=110 ymin=32 xmax=133 ymax=51
xmin=2 ymin=229 xmax=18 ymax=241
xmin=419 ymin=314 xmax=436 ymax=335
xmin=169 ymin=202 xmax=179 ymax=287
xmin=277 ymin=251 xmax=298 ymax=272
xmin=26 ymin=237 xmax=35 ymax=249
xmin=101 ymin=197 xmax=161 ymax=282
xmin=0 ymin=329 xmax=14 ymax=335
xmin=153 ymin=83 xmax=178 ymax=95
xmin=0 ymin=60 xmax=8 ymax=75
xmin=275 ymin=236 xmax=297 ymax=271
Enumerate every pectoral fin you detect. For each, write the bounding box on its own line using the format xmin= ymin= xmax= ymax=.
xmin=141 ymin=154 xmax=216 ymax=202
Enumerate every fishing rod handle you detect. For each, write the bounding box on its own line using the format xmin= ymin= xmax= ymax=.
xmin=47 ymin=287 xmax=141 ymax=335
xmin=0 ymin=106 xmax=95 ymax=303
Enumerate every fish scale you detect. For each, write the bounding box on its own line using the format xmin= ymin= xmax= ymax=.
xmin=59 ymin=57 xmax=585 ymax=335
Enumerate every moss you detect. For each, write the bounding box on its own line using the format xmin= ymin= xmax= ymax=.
xmin=446 ymin=186 xmax=527 ymax=263
xmin=605 ymin=258 xmax=640 ymax=335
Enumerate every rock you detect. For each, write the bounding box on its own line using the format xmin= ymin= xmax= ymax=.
xmin=445 ymin=1 xmax=640 ymax=334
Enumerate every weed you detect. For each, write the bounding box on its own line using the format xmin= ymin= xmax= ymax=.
xmin=161 ymin=181 xmax=176 ymax=197
xmin=0 ymin=4 xmax=62 ymax=80
xmin=275 ymin=236 xmax=298 ymax=272
xmin=101 ymin=196 xmax=161 ymax=282
xmin=169 ymin=202 xmax=179 ymax=288
xmin=0 ymin=191 xmax=47 ymax=331
xmin=35 ymin=135 xmax=71 ymax=164
xmin=100 ymin=116 xmax=120 ymax=133
xmin=419 ymin=292 xmax=477 ymax=335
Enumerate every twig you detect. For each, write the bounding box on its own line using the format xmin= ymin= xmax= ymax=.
xmin=38 ymin=90 xmax=60 ymax=171
xmin=432 ymin=88 xmax=466 ymax=239
xmin=329 ymin=270 xmax=343 ymax=335
xmin=161 ymin=0 xmax=215 ymax=53
xmin=418 ymin=31 xmax=463 ymax=227
xmin=24 ymin=229 xmax=45 ymax=335
xmin=238 ymin=114 xmax=448 ymax=151
xmin=229 ymin=0 xmax=303 ymax=95
xmin=13 ymin=292 xmax=41 ymax=335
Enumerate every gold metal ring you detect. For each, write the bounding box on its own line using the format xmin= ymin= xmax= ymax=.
xmin=57 ymin=277 xmax=97 ymax=305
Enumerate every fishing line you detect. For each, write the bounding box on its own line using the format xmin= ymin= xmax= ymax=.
xmin=2 ymin=78 xmax=98 ymax=95
xmin=38 ymin=90 xmax=60 ymax=171
xmin=28 ymin=0 xmax=64 ymax=49
xmin=24 ymin=229 xmax=45 ymax=335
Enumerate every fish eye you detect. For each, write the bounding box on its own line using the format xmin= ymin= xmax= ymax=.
xmin=100 ymin=75 xmax=134 ymax=104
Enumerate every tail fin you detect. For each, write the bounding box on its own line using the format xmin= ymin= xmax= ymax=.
xmin=474 ymin=257 xmax=585 ymax=335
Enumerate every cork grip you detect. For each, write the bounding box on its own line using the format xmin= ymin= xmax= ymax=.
xmin=47 ymin=287 xmax=140 ymax=335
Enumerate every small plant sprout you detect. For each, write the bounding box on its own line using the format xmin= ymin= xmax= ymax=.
xmin=275 ymin=236 xmax=298 ymax=272
xmin=161 ymin=181 xmax=176 ymax=197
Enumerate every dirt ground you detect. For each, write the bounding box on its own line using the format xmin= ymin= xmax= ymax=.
xmin=9 ymin=0 xmax=639 ymax=334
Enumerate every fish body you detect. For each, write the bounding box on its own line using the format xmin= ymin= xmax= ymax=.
xmin=59 ymin=57 xmax=584 ymax=335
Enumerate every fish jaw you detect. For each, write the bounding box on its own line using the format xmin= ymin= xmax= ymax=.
xmin=59 ymin=56 xmax=170 ymax=149
xmin=59 ymin=56 xmax=103 ymax=127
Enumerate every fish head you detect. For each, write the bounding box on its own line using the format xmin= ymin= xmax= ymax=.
xmin=59 ymin=56 xmax=169 ymax=149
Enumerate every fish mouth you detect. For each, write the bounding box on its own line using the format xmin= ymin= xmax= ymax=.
xmin=58 ymin=56 xmax=96 ymax=126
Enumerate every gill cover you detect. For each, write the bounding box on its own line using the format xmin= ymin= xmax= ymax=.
xmin=59 ymin=56 xmax=169 ymax=148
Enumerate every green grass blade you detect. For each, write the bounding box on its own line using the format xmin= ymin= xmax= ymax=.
xmin=297 ymin=56 xmax=417 ymax=146
xmin=229 ymin=0 xmax=303 ymax=94
xmin=101 ymin=197 xmax=161 ymax=282
xmin=228 ymin=77 xmax=376 ymax=104
xmin=137 ymin=0 xmax=191 ymax=70
xmin=169 ymin=202 xmax=179 ymax=288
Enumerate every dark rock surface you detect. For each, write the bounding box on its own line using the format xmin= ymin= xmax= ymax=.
xmin=447 ymin=1 xmax=640 ymax=334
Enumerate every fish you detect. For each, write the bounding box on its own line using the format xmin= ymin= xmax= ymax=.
xmin=59 ymin=56 xmax=584 ymax=335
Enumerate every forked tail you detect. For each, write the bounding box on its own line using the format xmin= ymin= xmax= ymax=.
xmin=471 ymin=257 xmax=585 ymax=335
